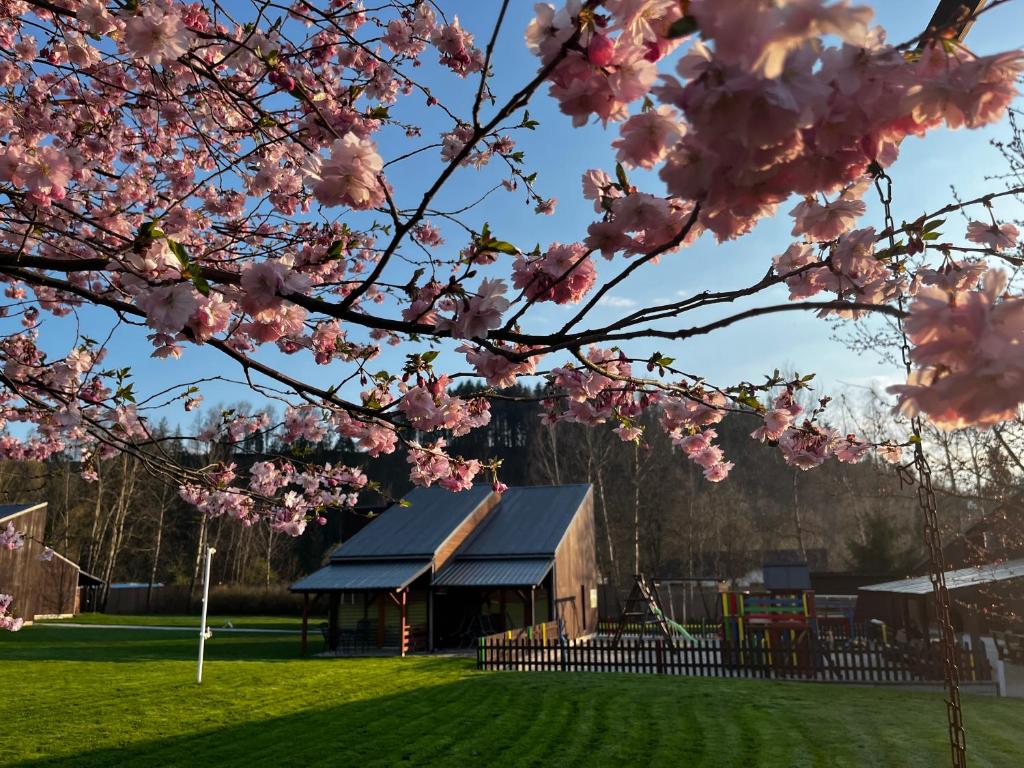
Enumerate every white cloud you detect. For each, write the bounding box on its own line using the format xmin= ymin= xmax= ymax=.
xmin=598 ymin=296 xmax=637 ymax=308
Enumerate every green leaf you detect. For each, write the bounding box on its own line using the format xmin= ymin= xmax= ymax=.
xmin=421 ymin=350 xmax=440 ymax=364
xmin=923 ymin=218 xmax=945 ymax=233
xmin=615 ymin=162 xmax=630 ymax=190
xmin=166 ymin=239 xmax=189 ymax=268
xmin=325 ymin=240 xmax=346 ymax=260
xmin=189 ymin=265 xmax=211 ymax=297
xmin=737 ymin=393 xmax=763 ymax=412
xmin=666 ymin=15 xmax=698 ymax=39
xmin=367 ymin=106 xmax=390 ymax=120
xmin=138 ymin=220 xmax=164 ymax=241
xmin=482 ymin=239 xmax=519 ymax=255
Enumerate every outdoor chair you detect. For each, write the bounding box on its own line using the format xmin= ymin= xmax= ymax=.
xmin=355 ymin=618 xmax=375 ymax=652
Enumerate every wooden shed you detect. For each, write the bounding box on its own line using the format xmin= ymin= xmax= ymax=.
xmin=0 ymin=502 xmax=87 ymax=621
xmin=290 ymin=484 xmax=597 ymax=654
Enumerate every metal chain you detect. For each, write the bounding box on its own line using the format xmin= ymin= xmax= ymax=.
xmin=873 ymin=168 xmax=967 ymax=768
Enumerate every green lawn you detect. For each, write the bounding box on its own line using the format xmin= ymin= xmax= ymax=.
xmin=2 ymin=624 xmax=1022 ymax=768
xmin=37 ymin=613 xmax=319 ymax=631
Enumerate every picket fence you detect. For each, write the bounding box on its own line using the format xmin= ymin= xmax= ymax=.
xmin=477 ymin=634 xmax=993 ymax=684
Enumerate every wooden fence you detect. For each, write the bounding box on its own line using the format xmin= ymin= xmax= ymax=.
xmin=595 ymin=619 xmax=720 ymax=638
xmin=479 ymin=621 xmax=561 ymax=645
xmin=478 ymin=635 xmax=992 ymax=684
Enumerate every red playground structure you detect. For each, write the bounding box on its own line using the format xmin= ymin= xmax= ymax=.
xmin=720 ymin=591 xmax=819 ymax=674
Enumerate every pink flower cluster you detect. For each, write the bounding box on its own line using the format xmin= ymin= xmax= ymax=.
xmin=407 ymin=438 xmax=481 ymax=491
xmin=1 ymin=521 xmax=24 ymax=551
xmin=512 ymin=242 xmax=596 ymax=305
xmin=311 ymin=133 xmax=385 ymax=210
xmin=181 ymin=458 xmax=367 ymax=533
xmin=0 ymin=594 xmax=23 ymax=632
xmin=531 ymin=1 xmax=1023 ymax=244
xmin=399 ymin=377 xmax=491 ymax=436
xmin=775 ymin=227 xmax=901 ymax=314
xmin=458 ymin=343 xmax=542 ymax=388
xmin=890 ymin=269 xmax=1024 ymax=429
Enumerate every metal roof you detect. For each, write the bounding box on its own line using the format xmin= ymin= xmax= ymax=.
xmin=860 ymin=558 xmax=1024 ymax=595
xmin=290 ymin=560 xmax=430 ymax=591
xmin=763 ymin=563 xmax=812 ymax=591
xmin=434 ymin=558 xmax=553 ymax=588
xmin=330 ymin=485 xmax=495 ymax=561
xmin=0 ymin=502 xmax=45 ymax=522
xmin=455 ymin=484 xmax=591 ymax=557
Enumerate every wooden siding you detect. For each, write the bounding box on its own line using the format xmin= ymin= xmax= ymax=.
xmin=33 ymin=546 xmax=79 ymax=616
xmin=432 ymin=492 xmax=500 ymax=573
xmin=333 ymin=588 xmax=429 ymax=647
xmin=0 ymin=504 xmax=63 ymax=620
xmin=553 ymin=489 xmax=598 ymax=638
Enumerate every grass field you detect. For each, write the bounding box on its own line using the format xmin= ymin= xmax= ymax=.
xmin=2 ymin=621 xmax=1023 ymax=768
xmin=36 ymin=613 xmax=319 ymax=631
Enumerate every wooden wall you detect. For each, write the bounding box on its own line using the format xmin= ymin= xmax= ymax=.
xmin=334 ymin=587 xmax=429 ymax=647
xmin=432 ymin=492 xmax=499 ymax=573
xmin=33 ymin=549 xmax=80 ymax=616
xmin=553 ymin=489 xmax=598 ymax=638
xmin=0 ymin=504 xmax=78 ymax=620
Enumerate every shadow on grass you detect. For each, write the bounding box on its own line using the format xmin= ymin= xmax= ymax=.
xmin=13 ymin=675 xmax=562 ymax=768
xmin=13 ymin=669 xmax=1022 ymax=768
xmin=0 ymin=626 xmax=307 ymax=662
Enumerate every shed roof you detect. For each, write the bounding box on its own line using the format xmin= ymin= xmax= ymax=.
xmin=330 ymin=485 xmax=495 ymax=561
xmin=860 ymin=557 xmax=1024 ymax=595
xmin=291 ymin=560 xmax=430 ymax=591
xmin=455 ymin=484 xmax=591 ymax=558
xmin=0 ymin=502 xmax=45 ymax=522
xmin=434 ymin=558 xmax=553 ymax=588
xmin=763 ymin=563 xmax=811 ymax=591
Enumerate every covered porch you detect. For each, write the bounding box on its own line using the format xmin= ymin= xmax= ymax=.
xmin=432 ymin=558 xmax=554 ymax=648
xmin=293 ymin=560 xmax=431 ymax=656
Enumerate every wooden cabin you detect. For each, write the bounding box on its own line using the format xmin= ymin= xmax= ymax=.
xmin=290 ymin=484 xmax=597 ymax=654
xmin=0 ymin=502 xmax=97 ymax=621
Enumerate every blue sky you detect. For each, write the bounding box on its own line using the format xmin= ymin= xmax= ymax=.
xmin=24 ymin=0 xmax=1024 ymax=430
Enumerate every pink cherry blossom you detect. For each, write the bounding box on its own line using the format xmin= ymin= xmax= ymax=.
xmin=124 ymin=4 xmax=193 ymax=66
xmin=613 ymin=106 xmax=684 ymax=169
xmin=1 ymin=521 xmax=24 ymax=551
xmin=138 ymin=284 xmax=199 ymax=334
xmin=445 ymin=278 xmax=510 ymax=339
xmin=966 ymin=220 xmax=1019 ymax=251
xmin=311 ymin=134 xmax=385 ymax=210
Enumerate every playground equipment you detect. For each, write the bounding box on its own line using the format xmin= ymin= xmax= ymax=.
xmin=611 ymin=575 xmax=695 ymax=648
xmin=721 ymin=590 xmax=819 ymax=675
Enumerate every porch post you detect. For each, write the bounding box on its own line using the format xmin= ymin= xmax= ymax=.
xmin=377 ymin=591 xmax=386 ymax=647
xmin=528 ymin=587 xmax=535 ymax=628
xmin=428 ymin=587 xmax=434 ymax=652
xmin=400 ymin=589 xmax=408 ymax=657
xmin=301 ymin=592 xmax=310 ymax=656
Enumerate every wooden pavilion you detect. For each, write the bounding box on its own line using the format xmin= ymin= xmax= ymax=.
xmin=290 ymin=484 xmax=597 ymax=655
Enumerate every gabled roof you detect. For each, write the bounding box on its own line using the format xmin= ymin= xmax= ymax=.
xmin=861 ymin=557 xmax=1024 ymax=595
xmin=454 ymin=484 xmax=591 ymax=558
xmin=0 ymin=502 xmax=46 ymax=523
xmin=330 ymin=485 xmax=496 ymax=561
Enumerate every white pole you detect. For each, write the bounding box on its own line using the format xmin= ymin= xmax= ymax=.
xmin=197 ymin=546 xmax=216 ymax=684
